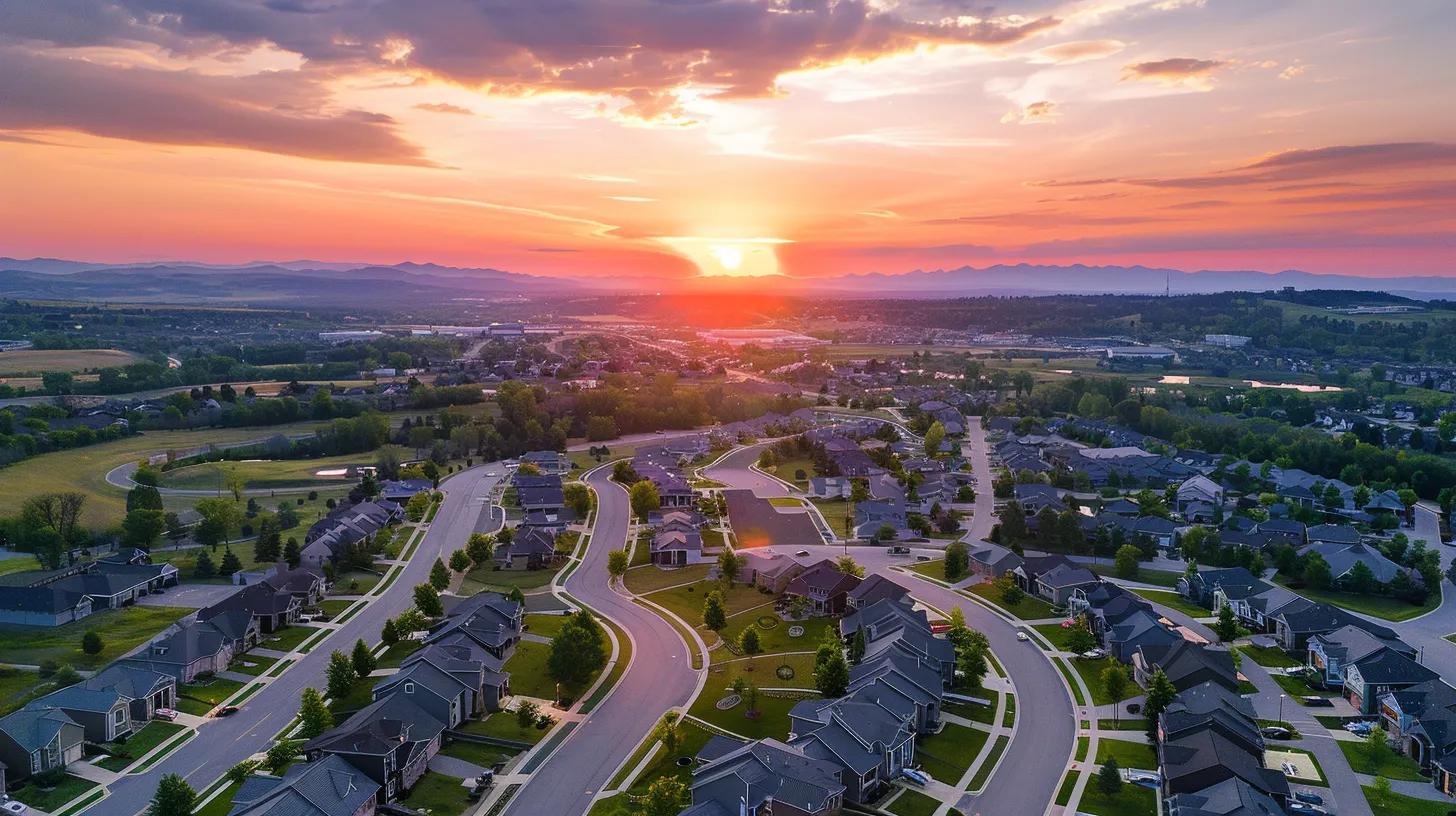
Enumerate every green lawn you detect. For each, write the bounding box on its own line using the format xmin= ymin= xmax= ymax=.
xmin=94 ymin=721 xmax=188 ymax=771
xmin=376 ymin=639 xmax=424 ymax=668
xmin=1363 ymin=785 xmax=1454 ymax=816
xmin=1130 ymin=589 xmax=1210 ymax=618
xmin=767 ymin=497 xmax=804 ymax=508
xmin=1272 ymin=673 xmax=1331 ymax=700
xmin=1034 ymin=622 xmax=1084 ymax=651
xmin=523 ymin=613 xmax=574 ymax=639
xmin=458 ymin=712 xmax=550 ymax=745
xmin=460 ymin=564 xmax=561 ymax=594
xmin=945 ymin=696 xmax=999 ymax=726
xmin=7 ymin=773 xmax=98 ymax=812
xmin=1238 ymin=645 xmax=1302 ymax=669
xmin=1070 ymin=658 xmax=1132 ymax=706
xmin=1275 ymin=578 xmax=1439 ymax=622
xmin=1074 ymin=781 xmax=1157 ymax=816
xmin=177 ymin=676 xmax=246 ymax=715
xmin=503 ymin=640 xmax=599 ymax=701
xmin=396 ymin=772 xmax=470 ymax=816
xmin=624 ymin=563 xmax=712 ymax=595
xmin=150 ymin=546 xmax=270 ymax=584
xmin=440 ymin=738 xmax=517 ymax=769
xmin=1339 ymin=742 xmax=1428 ymax=781
xmin=329 ymin=570 xmax=381 ymax=595
xmin=159 ymin=455 xmax=367 ymax=491
xmin=328 ymin=681 xmax=375 ymax=716
xmin=964 ymin=582 xmax=1055 ymax=620
xmin=967 ymin=734 xmax=1008 ymax=791
xmin=919 ymin=722 xmax=989 ymax=784
xmin=718 ymin=611 xmax=829 ymax=664
xmin=0 ymin=556 xmax=44 ymax=576
xmin=645 ymin=579 xmax=771 ymax=634
xmin=688 ymin=652 xmax=819 ymax=739
xmin=1086 ymin=564 xmax=1182 ymax=588
xmin=0 ymin=604 xmax=190 ymax=668
xmin=1095 ymin=738 xmax=1157 ymax=770
xmin=590 ymin=722 xmax=715 ymax=816
xmin=193 ymin=781 xmax=243 ymax=816
xmin=1098 ymin=718 xmax=1148 ymax=731
xmin=0 ymin=666 xmax=44 ymax=715
xmin=261 ymin=624 xmax=323 ymax=653
xmin=767 ymin=457 xmax=817 ymax=486
xmin=887 ymin=789 xmax=944 ymax=816
xmin=811 ymin=499 xmax=853 ymax=538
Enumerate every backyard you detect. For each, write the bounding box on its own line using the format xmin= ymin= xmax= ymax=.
xmin=0 ymin=604 xmax=190 ymax=669
xmin=396 ymin=771 xmax=470 ymax=816
xmin=687 ymin=652 xmax=818 ymax=739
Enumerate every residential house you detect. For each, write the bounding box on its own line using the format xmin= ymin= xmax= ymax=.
xmin=494 ymin=528 xmax=558 ymax=571
xmin=1307 ymin=625 xmax=1415 ymax=688
xmin=651 ymin=529 xmax=703 ymax=567
xmin=739 ymin=551 xmax=805 ymax=594
xmin=846 ymin=651 xmax=945 ymax=734
xmin=968 ymin=542 xmax=1023 ymax=579
xmin=84 ymin=664 xmax=177 ymax=723
xmin=845 ymin=575 xmax=909 ymax=610
xmin=1164 ymin=777 xmax=1286 ymax=816
xmin=199 ymin=581 xmax=301 ymax=634
xmin=302 ymin=693 xmax=445 ymax=802
xmin=852 ymin=499 xmax=907 ymax=540
xmin=1341 ymin=647 xmax=1436 ymax=714
xmin=401 ymin=643 xmax=508 ymax=717
xmin=1014 ymin=483 xmax=1067 ymax=516
xmin=0 ymin=586 xmax=93 ymax=626
xmin=1134 ymin=640 xmax=1238 ymax=693
xmin=788 ymin=698 xmax=916 ymax=803
xmin=1301 ymin=540 xmax=1403 ymax=587
xmin=684 ymin=738 xmax=846 ymax=816
xmin=371 ymin=661 xmax=470 ymax=728
xmin=123 ymin=609 xmax=260 ymax=683
xmin=427 ymin=592 xmax=523 ymax=661
xmin=520 ymin=450 xmax=570 ymax=475
xmin=1159 ymin=726 xmax=1289 ymax=804
xmin=1377 ymin=679 xmax=1456 ymax=784
xmin=1176 ymin=476 xmax=1225 ymax=512
xmin=30 ymin=682 xmax=140 ymax=744
xmin=784 ymin=560 xmax=863 ymax=616
xmin=228 ymin=753 xmax=380 ymax=816
xmin=0 ymin=707 xmax=85 ymax=780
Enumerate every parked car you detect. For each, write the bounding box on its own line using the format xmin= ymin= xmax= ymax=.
xmin=1286 ymin=802 xmax=1327 ymax=816
xmin=1293 ymin=790 xmax=1325 ymax=806
xmin=213 ymin=705 xmax=241 ymax=717
xmin=794 ymin=550 xmax=811 ymax=557
xmin=1260 ymin=726 xmax=1293 ymax=740
xmin=1080 ymin=648 xmax=1108 ymax=660
xmin=1124 ymin=771 xmax=1161 ymax=790
xmin=1016 ymin=632 xmax=1031 ymax=642
xmin=1344 ymin=721 xmax=1374 ymax=734
xmin=1301 ymin=696 xmax=1334 ymax=707
xmin=887 ymin=545 xmax=911 ymax=554
xmin=154 ymin=708 xmax=178 ymax=721
xmin=900 ymin=768 xmax=930 ymax=786
xmin=0 ymin=798 xmax=27 ymax=814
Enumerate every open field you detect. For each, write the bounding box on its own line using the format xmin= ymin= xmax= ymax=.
xmin=1274 ymin=578 xmax=1438 ymax=622
xmin=0 ymin=605 xmax=190 ymax=669
xmin=688 ymin=652 xmax=818 ymax=739
xmin=159 ymin=454 xmax=369 ymax=491
xmin=0 ymin=348 xmax=146 ymax=376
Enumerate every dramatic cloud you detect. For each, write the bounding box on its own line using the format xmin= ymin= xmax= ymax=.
xmin=9 ymin=0 xmax=1060 ymax=120
xmin=1032 ymin=39 xmax=1125 ymax=64
xmin=414 ymin=102 xmax=475 ymax=115
xmin=1042 ymin=142 xmax=1456 ymax=189
xmin=1001 ymin=100 xmax=1060 ymax=125
xmin=0 ymin=49 xmax=434 ymax=165
xmin=1122 ymin=56 xmax=1225 ymax=88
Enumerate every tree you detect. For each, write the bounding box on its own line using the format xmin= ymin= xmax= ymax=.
xmin=21 ymin=492 xmax=86 ymax=545
xmin=218 ymin=548 xmax=242 ymax=576
xmin=607 ymin=549 xmax=629 ymax=579
xmin=1366 ymin=724 xmax=1390 ymax=762
xmin=995 ymin=574 xmax=1025 ymax=607
xmin=448 ymin=549 xmax=470 ymax=573
xmin=1097 ymin=758 xmax=1123 ymax=796
xmin=1143 ymin=668 xmax=1178 ymax=742
xmin=1067 ymin=619 xmax=1097 ymax=654
xmin=1215 ymin=604 xmax=1240 ymax=642
xmin=1346 ymin=560 xmax=1377 ymax=595
xmin=814 ymin=641 xmax=850 ymax=697
xmin=193 ymin=548 xmax=216 ymax=579
xmin=923 ymin=420 xmax=946 ymax=457
xmin=1369 ymin=776 xmax=1394 ymax=810
xmin=326 ymin=650 xmax=356 ymax=700
xmin=549 ymin=619 xmax=607 ymax=689
xmin=82 ymin=631 xmax=103 ymax=655
xmin=430 ymin=557 xmax=450 ymax=590
xmin=283 ymin=537 xmax=301 ymax=568
xmin=515 ymin=700 xmax=541 ymax=732
xmin=381 ymin=618 xmax=399 ymax=646
xmin=225 ymin=760 xmax=259 ymax=785
xmin=739 ymin=626 xmax=762 ymax=656
xmin=702 ymin=590 xmax=727 ymax=631
xmin=722 ymin=547 xmax=745 ymax=585
xmin=564 ymin=483 xmax=593 ymax=518
xmin=834 ymin=555 xmax=864 ymax=578
xmin=264 ymin=740 xmax=298 ymax=775
xmin=467 ymin=533 xmax=494 ymax=565
xmin=849 ymin=625 xmax=867 ymax=665
xmin=297 ymin=687 xmax=333 ymax=739
xmin=1303 ymin=553 xmax=1333 ymax=590
xmin=150 ymin=773 xmax=196 ymax=816
xmin=193 ymin=497 xmax=242 ymax=546
xmin=1114 ymin=544 xmax=1141 ymax=579
xmin=941 ymin=540 xmax=970 ymax=581
xmin=629 ymin=480 xmax=660 ymax=521
xmin=351 ymin=638 xmax=377 ymax=679
xmin=1102 ymin=664 xmax=1128 ymax=715
xmin=652 ymin=712 xmax=682 ymax=757
xmin=639 ymin=776 xmax=690 ymax=816
xmin=412 ymin=583 xmax=444 ymax=617
xmin=122 ymin=508 xmax=165 ymax=550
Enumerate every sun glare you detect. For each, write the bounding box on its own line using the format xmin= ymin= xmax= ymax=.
xmin=658 ymin=236 xmax=791 ymax=277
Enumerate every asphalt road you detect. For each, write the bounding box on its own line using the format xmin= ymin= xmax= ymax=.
xmin=93 ymin=464 xmax=505 ymax=816
xmin=503 ymin=465 xmax=701 ymax=816
xmin=704 ymin=427 xmax=1077 ymax=816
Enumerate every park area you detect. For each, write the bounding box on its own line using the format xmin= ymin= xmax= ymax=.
xmin=157 ymin=454 xmax=369 ymax=491
xmin=0 ymin=604 xmax=190 ymax=669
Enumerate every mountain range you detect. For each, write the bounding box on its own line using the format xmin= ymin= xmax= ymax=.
xmin=1 ymin=257 xmax=1451 ymax=306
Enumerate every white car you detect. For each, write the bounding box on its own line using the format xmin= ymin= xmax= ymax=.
xmin=1 ymin=800 xmax=27 ymax=814
xmin=1016 ymin=632 xmax=1030 ymax=642
xmin=486 ymin=471 xmax=498 ymax=477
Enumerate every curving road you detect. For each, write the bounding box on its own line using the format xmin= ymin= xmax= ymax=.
xmin=90 ymin=464 xmax=506 ymax=815
xmin=704 ymin=423 xmax=1077 ymax=816
xmin=503 ymin=464 xmax=701 ymax=816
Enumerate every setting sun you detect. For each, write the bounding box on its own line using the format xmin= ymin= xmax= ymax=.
xmin=658 ymin=237 xmax=790 ymax=278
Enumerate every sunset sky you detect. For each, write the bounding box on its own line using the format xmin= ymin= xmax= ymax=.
xmin=1 ymin=0 xmax=1453 ymax=280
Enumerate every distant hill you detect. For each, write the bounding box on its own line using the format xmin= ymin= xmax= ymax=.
xmin=0 ymin=257 xmax=1448 ymax=306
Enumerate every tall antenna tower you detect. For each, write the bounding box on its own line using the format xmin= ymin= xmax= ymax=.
xmin=1165 ymin=269 xmax=1171 ymax=298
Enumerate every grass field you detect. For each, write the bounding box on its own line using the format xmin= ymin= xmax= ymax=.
xmin=1130 ymin=589 xmax=1210 ymax=618
xmin=688 ymin=652 xmax=818 ymax=739
xmin=1238 ymin=644 xmax=1302 ymax=669
xmin=0 ymin=604 xmax=189 ymax=668
xmin=1363 ymin=785 xmax=1452 ymax=816
xmin=1074 ymin=781 xmax=1156 ymax=816
xmin=158 ymin=454 xmax=368 ymax=491
xmin=1086 ymin=563 xmax=1182 ymax=588
xmin=503 ymin=641 xmax=560 ymax=700
xmin=0 ymin=348 xmax=145 ymax=375
xmin=964 ymin=581 xmax=1055 ymax=620
xmin=7 ymin=773 xmax=98 ymax=812
xmin=719 ymin=611 xmax=829 ymax=663
xmin=458 ymin=712 xmax=550 ymax=745
xmin=177 ymin=677 xmax=246 ymax=715
xmin=1095 ymin=738 xmax=1157 ymax=770
xmin=1339 ymin=741 xmax=1427 ymax=781
xmin=919 ymin=722 xmax=988 ymax=784
xmin=95 ymin=721 xmax=188 ymax=771
xmin=811 ymin=499 xmax=853 ymax=538
xmin=460 ymin=564 xmax=561 ymax=595
xmin=887 ymin=789 xmax=945 ymax=816
xmin=396 ymin=771 xmax=469 ymax=816
xmin=645 ymin=579 xmax=771 ymax=640
xmin=150 ymin=545 xmax=269 ymax=584
xmin=589 ymin=721 xmax=714 ymax=816
xmin=1070 ymin=658 xmax=1132 ymax=706
xmin=1275 ymin=578 xmax=1438 ymax=622
xmin=261 ymin=624 xmax=322 ymax=653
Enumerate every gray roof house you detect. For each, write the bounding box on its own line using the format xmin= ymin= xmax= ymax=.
xmin=0 ymin=585 xmax=93 ymax=627
xmin=371 ymin=660 xmax=470 ymax=729
xmin=1165 ymin=777 xmax=1286 ymax=816
xmin=227 ymin=752 xmax=380 ymax=816
xmin=123 ymin=609 xmax=260 ymax=684
xmin=969 ymin=541 xmax=1023 ymax=578
xmin=0 ymin=706 xmax=85 ymax=780
xmin=1301 ymin=540 xmax=1403 ymax=586
xmin=684 ymin=738 xmax=845 ymax=816
xmin=788 ymin=697 xmax=916 ymax=804
xmin=302 ymin=692 xmax=445 ymax=803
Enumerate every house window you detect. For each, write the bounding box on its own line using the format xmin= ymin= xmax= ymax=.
xmin=114 ymin=709 xmax=126 ymax=726
xmin=404 ymin=682 xmax=415 ymax=694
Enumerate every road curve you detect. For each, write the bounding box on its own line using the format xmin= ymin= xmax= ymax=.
xmin=91 ymin=464 xmax=506 ymax=816
xmin=503 ymin=465 xmax=702 ymax=816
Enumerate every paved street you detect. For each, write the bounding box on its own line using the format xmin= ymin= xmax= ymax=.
xmin=89 ymin=464 xmax=506 ymax=815
xmin=503 ymin=464 xmax=702 ymax=816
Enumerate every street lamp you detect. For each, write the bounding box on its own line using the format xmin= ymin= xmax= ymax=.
xmin=1278 ymin=693 xmax=1285 ymax=727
